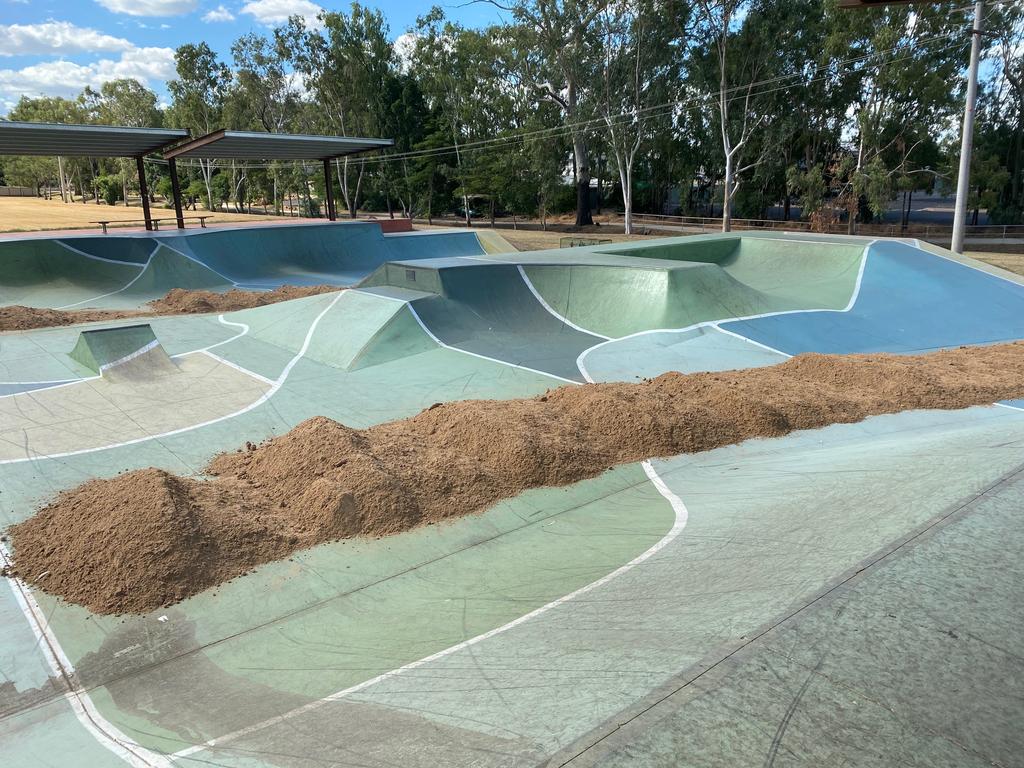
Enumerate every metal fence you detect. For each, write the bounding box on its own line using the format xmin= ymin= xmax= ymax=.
xmin=0 ymin=186 xmax=35 ymax=197
xmin=619 ymin=212 xmax=1024 ymax=240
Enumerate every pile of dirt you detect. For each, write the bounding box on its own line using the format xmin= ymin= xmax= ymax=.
xmin=8 ymin=342 xmax=1024 ymax=615
xmin=0 ymin=285 xmax=341 ymax=332
xmin=0 ymin=305 xmax=140 ymax=332
xmin=146 ymin=285 xmax=340 ymax=314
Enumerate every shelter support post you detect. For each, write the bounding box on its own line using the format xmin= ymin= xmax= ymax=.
xmin=168 ymin=157 xmax=185 ymax=229
xmin=136 ymin=155 xmax=153 ymax=231
xmin=323 ymin=158 xmax=337 ymax=221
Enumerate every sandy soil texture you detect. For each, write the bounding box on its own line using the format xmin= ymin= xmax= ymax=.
xmin=7 ymin=341 xmax=1024 ymax=615
xmin=0 ymin=285 xmax=342 ymax=331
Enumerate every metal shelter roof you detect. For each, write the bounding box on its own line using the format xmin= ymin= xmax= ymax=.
xmin=163 ymin=129 xmax=393 ymax=161
xmin=0 ymin=120 xmax=188 ymax=157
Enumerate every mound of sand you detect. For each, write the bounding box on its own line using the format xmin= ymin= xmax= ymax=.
xmin=0 ymin=285 xmax=340 ymax=332
xmin=8 ymin=342 xmax=1024 ymax=615
xmin=0 ymin=305 xmax=140 ymax=331
xmin=146 ymin=285 xmax=339 ymax=314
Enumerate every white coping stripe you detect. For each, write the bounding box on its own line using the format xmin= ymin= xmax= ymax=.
xmin=99 ymin=339 xmax=161 ymax=372
xmin=1 ymin=543 xmax=174 ymax=767
xmin=994 ymin=402 xmax=1024 ymax=413
xmin=55 ymin=243 xmax=158 ymax=309
xmin=170 ymin=459 xmax=688 ymax=761
xmin=405 ymin=301 xmax=580 ymax=385
xmin=55 ymin=240 xmax=149 ymax=266
xmin=0 ymin=291 xmax=345 ymax=465
xmin=574 ymin=240 xmax=873 ymax=381
xmin=516 ymin=264 xmax=613 ymax=340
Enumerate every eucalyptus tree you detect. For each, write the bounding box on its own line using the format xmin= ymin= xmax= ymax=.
xmin=166 ymin=43 xmax=233 ymax=211
xmin=283 ymin=3 xmax=396 ymax=216
xmin=492 ymin=0 xmax=609 ymax=227
xmin=598 ymin=0 xmax=687 ymax=233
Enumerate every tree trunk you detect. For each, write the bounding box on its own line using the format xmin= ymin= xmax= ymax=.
xmin=573 ymin=134 xmax=593 ymax=227
xmin=721 ymin=155 xmax=733 ymax=233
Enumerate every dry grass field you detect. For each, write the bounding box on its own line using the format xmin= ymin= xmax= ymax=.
xmin=0 ymin=196 xmax=291 ymax=233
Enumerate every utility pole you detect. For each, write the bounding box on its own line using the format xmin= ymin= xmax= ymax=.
xmin=951 ymin=0 xmax=984 ymax=254
xmin=839 ymin=0 xmax=984 ymax=253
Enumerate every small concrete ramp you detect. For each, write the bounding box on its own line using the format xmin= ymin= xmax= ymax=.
xmin=69 ymin=324 xmax=178 ymax=379
xmin=367 ymin=261 xmax=604 ymax=382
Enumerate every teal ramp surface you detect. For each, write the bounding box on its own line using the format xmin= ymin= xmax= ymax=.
xmin=393 ymin=261 xmax=604 ymax=381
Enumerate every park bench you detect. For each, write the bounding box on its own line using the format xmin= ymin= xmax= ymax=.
xmin=91 ymin=215 xmax=212 ymax=234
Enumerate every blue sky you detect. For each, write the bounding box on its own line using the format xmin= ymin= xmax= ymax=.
xmin=0 ymin=0 xmax=508 ymax=114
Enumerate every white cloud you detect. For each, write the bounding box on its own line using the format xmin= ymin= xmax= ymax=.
xmin=0 ymin=46 xmax=175 ymax=103
xmin=202 ymin=4 xmax=235 ymax=22
xmin=0 ymin=21 xmax=135 ymax=56
xmin=95 ymin=0 xmax=198 ymax=17
xmin=240 ymin=0 xmax=322 ymax=28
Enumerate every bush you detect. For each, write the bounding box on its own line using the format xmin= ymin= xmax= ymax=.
xmin=95 ymin=175 xmax=122 ymax=206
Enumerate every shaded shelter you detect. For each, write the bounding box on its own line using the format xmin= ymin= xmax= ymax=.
xmin=0 ymin=120 xmax=189 ymax=231
xmin=162 ymin=130 xmax=394 ymax=226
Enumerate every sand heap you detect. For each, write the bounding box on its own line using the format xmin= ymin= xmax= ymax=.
xmin=0 ymin=305 xmax=141 ymax=331
xmin=7 ymin=342 xmax=1024 ymax=615
xmin=0 ymin=285 xmax=340 ymax=332
xmin=146 ymin=285 xmax=339 ymax=314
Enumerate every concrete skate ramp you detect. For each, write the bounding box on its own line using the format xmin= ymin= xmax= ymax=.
xmin=595 ymin=235 xmax=866 ymax=308
xmin=520 ymin=261 xmax=820 ymax=339
xmin=164 ymin=223 xmax=486 ymax=288
xmin=69 ymin=323 xmax=164 ymax=374
xmin=723 ymin=240 xmax=1024 ymax=354
xmin=0 ymin=239 xmax=145 ymax=308
xmin=376 ymin=262 xmax=604 ymax=382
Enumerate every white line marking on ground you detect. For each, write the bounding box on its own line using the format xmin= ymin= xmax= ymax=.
xmin=994 ymin=402 xmax=1024 ymax=413
xmin=405 ymin=302 xmax=580 ymax=384
xmin=171 ymin=458 xmax=688 ymax=761
xmin=0 ymin=292 xmax=345 ymax=465
xmin=1 ymin=544 xmax=174 ymax=768
xmin=200 ymin=350 xmax=276 ymax=385
xmin=55 ymin=240 xmax=148 ymax=266
xmin=712 ymin=325 xmax=792 ymax=358
xmin=99 ymin=339 xmax=161 ymax=372
xmin=575 ymin=241 xmax=874 ymax=381
xmin=55 ymin=243 xmax=158 ymax=309
xmin=516 ymin=265 xmax=612 ymax=340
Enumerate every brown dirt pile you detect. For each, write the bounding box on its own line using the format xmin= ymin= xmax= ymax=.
xmin=0 ymin=285 xmax=340 ymax=331
xmin=8 ymin=342 xmax=1024 ymax=615
xmin=0 ymin=305 xmax=141 ymax=331
xmin=146 ymin=284 xmax=340 ymax=314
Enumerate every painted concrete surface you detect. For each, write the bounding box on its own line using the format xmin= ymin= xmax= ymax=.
xmin=1 ymin=228 xmax=1023 ymax=767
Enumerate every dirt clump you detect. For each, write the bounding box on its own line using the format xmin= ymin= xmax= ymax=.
xmin=0 ymin=285 xmax=341 ymax=332
xmin=8 ymin=342 xmax=1024 ymax=615
xmin=0 ymin=305 xmax=141 ymax=332
xmin=146 ymin=285 xmax=339 ymax=314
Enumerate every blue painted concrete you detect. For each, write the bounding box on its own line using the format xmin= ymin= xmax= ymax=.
xmin=721 ymin=241 xmax=1024 ymax=355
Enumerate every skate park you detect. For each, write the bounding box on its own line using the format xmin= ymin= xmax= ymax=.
xmin=1 ymin=218 xmax=1023 ymax=767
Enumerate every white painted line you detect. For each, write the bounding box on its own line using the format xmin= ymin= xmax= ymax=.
xmin=712 ymin=325 xmax=792 ymax=358
xmin=516 ymin=265 xmax=612 ymax=340
xmin=575 ymin=241 xmax=873 ymax=382
xmin=200 ymin=350 xmax=275 ymax=386
xmin=55 ymin=240 xmax=149 ymax=266
xmin=152 ymin=240 xmax=242 ymax=286
xmin=171 ymin=458 xmax=688 ymax=760
xmin=994 ymin=402 xmax=1024 ymax=413
xmin=405 ymin=302 xmax=580 ymax=385
xmin=55 ymin=243 xmax=157 ymax=309
xmin=99 ymin=339 xmax=161 ymax=372
xmin=187 ymin=316 xmax=251 ymax=354
xmin=0 ymin=292 xmax=344 ymax=465
xmin=1 ymin=543 xmax=173 ymax=767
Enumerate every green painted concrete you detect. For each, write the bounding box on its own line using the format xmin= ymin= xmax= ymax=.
xmin=68 ymin=324 xmax=158 ymax=372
